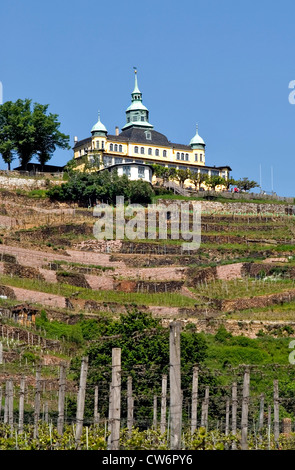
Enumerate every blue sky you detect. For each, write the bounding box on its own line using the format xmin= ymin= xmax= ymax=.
xmin=1 ymin=0 xmax=295 ymax=196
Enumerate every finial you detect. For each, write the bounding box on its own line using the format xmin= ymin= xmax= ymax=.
xmin=98 ymin=110 xmax=101 ymax=121
xmin=133 ymin=66 xmax=137 ymax=74
xmin=196 ymin=123 xmax=199 ymax=134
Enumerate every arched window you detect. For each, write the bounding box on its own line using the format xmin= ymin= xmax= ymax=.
xmin=185 ymin=153 xmax=189 ymax=161
xmin=195 ymin=153 xmax=198 ymax=161
xmin=176 ymin=152 xmax=180 ymax=160
xmin=134 ymin=146 xmax=139 ymax=153
xmin=119 ymin=144 xmax=122 ymax=152
xmin=148 ymin=148 xmax=152 ymax=155
xmin=163 ymin=150 xmax=167 ymax=157
xmin=181 ymin=153 xmax=184 ymax=160
xmin=114 ymin=144 xmax=118 ymax=152
xmin=110 ymin=143 xmax=113 ymax=151
xmin=155 ymin=149 xmax=159 ymax=156
xmin=141 ymin=147 xmax=145 ymax=154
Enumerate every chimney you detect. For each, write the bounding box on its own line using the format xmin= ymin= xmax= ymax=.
xmin=115 ymin=126 xmax=119 ymax=136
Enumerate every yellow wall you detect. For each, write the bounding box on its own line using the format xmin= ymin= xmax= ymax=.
xmin=74 ymin=136 xmax=205 ymax=168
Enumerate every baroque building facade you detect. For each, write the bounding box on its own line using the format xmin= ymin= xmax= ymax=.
xmin=73 ymin=70 xmax=231 ymax=185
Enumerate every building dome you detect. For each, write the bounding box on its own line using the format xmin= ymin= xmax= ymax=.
xmin=91 ymin=112 xmax=107 ymax=135
xmin=190 ymin=124 xmax=205 ymax=147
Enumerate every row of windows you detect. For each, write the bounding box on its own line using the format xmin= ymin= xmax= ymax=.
xmin=134 ymin=146 xmax=167 ymax=157
xmin=109 ymin=143 xmax=123 ymax=152
xmin=79 ymin=143 xmax=204 ymax=163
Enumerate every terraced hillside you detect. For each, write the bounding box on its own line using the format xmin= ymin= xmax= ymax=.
xmin=1 ymin=189 xmax=295 ymax=399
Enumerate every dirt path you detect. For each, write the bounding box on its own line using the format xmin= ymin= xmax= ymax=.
xmin=11 ymin=286 xmax=66 ymax=309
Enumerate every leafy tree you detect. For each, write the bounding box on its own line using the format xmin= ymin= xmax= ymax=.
xmin=0 ymin=99 xmax=70 ymax=170
xmin=47 ymin=170 xmax=154 ymax=206
xmin=224 ymin=176 xmax=237 ymax=190
xmin=151 ymin=164 xmax=177 ymax=186
xmin=205 ymin=175 xmax=226 ymax=191
xmin=235 ymin=177 xmax=259 ymax=192
xmin=129 ymin=179 xmax=155 ymax=204
xmin=32 ymin=103 xmax=70 ymax=169
xmin=175 ymin=168 xmax=190 ymax=187
xmin=0 ymin=101 xmax=16 ymax=170
xmin=70 ymin=309 xmax=208 ymax=422
xmin=189 ymin=171 xmax=208 ymax=190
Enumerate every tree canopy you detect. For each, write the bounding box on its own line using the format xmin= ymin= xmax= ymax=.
xmin=47 ymin=169 xmax=155 ymax=206
xmin=0 ymin=99 xmax=70 ymax=170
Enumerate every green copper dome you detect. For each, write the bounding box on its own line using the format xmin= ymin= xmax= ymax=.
xmin=91 ymin=112 xmax=107 ymax=135
xmin=190 ymin=124 xmax=205 ymax=147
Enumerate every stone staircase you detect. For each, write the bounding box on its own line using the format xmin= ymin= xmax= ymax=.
xmin=164 ymin=181 xmax=190 ymax=197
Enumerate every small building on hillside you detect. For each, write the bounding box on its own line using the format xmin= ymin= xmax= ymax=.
xmin=99 ymin=162 xmax=153 ymax=184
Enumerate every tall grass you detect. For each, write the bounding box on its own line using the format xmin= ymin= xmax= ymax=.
xmin=190 ymin=277 xmax=295 ymax=300
xmin=0 ymin=274 xmax=197 ymax=308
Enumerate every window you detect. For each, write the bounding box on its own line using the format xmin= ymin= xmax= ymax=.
xmin=103 ymin=156 xmax=113 ymax=167
xmin=211 ymin=169 xmax=219 ymax=176
xmin=119 ymin=144 xmax=122 ymax=152
xmin=141 ymin=116 xmax=145 ymax=122
xmin=163 ymin=150 xmax=167 ymax=157
xmin=185 ymin=153 xmax=189 ymax=161
xmin=145 ymin=131 xmax=152 ymax=140
xmin=155 ymin=149 xmax=159 ymax=156
xmin=200 ymin=168 xmax=208 ymax=174
xmin=133 ymin=115 xmax=138 ymax=121
xmin=148 ymin=148 xmax=152 ymax=155
xmin=194 ymin=153 xmax=198 ymax=161
xmin=123 ymin=165 xmax=131 ymax=177
xmin=134 ymin=146 xmax=139 ymax=153
xmin=115 ymin=157 xmax=123 ymax=164
xmin=199 ymin=154 xmax=203 ymax=162
xmin=138 ymin=166 xmax=145 ymax=178
xmin=127 ymin=117 xmax=130 ymax=123
xmin=181 ymin=153 xmax=184 ymax=161
xmin=114 ymin=144 xmax=118 ymax=152
xmin=176 ymin=152 xmax=180 ymax=160
xmin=140 ymin=147 xmax=145 ymax=154
xmin=96 ymin=141 xmax=100 ymax=149
xmin=110 ymin=143 xmax=113 ymax=151
xmin=101 ymin=141 xmax=104 ymax=150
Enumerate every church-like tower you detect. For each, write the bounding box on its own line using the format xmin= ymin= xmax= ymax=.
xmin=122 ymin=68 xmax=153 ymax=130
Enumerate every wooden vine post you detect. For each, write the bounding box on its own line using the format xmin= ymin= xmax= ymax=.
xmin=75 ymin=356 xmax=89 ymax=450
xmin=169 ymin=321 xmax=182 ymax=450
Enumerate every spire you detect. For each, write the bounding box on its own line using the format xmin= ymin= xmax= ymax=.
xmin=133 ymin=67 xmax=141 ymax=95
xmin=122 ymin=68 xmax=153 ymax=130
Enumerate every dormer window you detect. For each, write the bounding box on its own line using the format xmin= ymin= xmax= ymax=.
xmin=145 ymin=131 xmax=151 ymax=140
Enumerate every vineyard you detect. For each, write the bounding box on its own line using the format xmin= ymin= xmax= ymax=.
xmin=1 ymin=320 xmax=295 ymax=451
xmin=1 ymin=189 xmax=295 ymax=453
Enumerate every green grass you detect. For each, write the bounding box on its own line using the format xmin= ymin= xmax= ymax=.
xmin=52 ymin=259 xmax=115 ymax=272
xmin=0 ymin=274 xmax=197 ymax=308
xmin=189 ymin=277 xmax=295 ymax=300
xmin=152 ymin=193 xmax=293 ymax=205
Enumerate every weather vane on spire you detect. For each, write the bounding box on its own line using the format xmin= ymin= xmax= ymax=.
xmin=133 ymin=66 xmax=137 ymax=74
